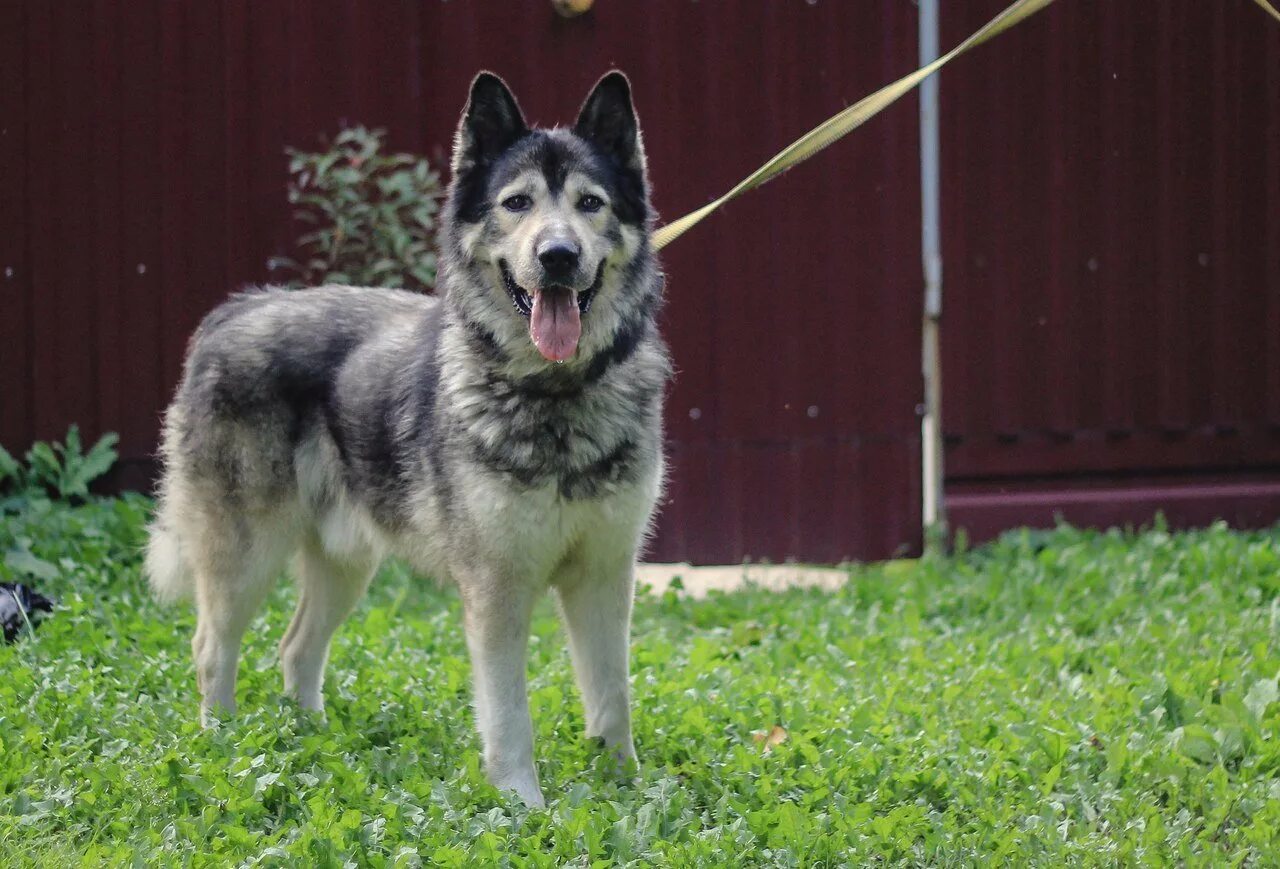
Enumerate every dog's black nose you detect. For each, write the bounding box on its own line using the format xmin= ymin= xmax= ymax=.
xmin=537 ymin=241 xmax=580 ymax=281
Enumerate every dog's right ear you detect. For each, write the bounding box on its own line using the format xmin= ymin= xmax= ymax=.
xmin=451 ymin=72 xmax=528 ymax=176
xmin=575 ymin=71 xmax=645 ymax=175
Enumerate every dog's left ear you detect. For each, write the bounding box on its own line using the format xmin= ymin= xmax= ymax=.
xmin=452 ymin=72 xmax=528 ymax=177
xmin=575 ymin=71 xmax=645 ymax=173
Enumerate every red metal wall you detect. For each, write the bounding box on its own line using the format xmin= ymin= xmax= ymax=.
xmin=3 ymin=2 xmax=1277 ymax=561
xmin=1 ymin=1 xmax=923 ymax=563
xmin=939 ymin=0 xmax=1280 ymax=538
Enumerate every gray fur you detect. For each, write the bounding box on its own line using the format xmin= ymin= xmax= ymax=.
xmin=146 ymin=72 xmax=668 ymax=806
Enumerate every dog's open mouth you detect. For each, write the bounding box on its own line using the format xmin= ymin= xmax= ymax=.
xmin=500 ymin=260 xmax=603 ymax=362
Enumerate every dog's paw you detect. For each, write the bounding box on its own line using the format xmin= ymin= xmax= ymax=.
xmin=277 ymin=694 xmax=329 ymax=728
xmin=590 ymin=736 xmax=640 ymax=782
xmin=500 ymin=782 xmax=546 ymax=809
xmin=489 ymin=769 xmax=545 ymax=809
xmin=519 ymin=788 xmax=547 ymax=809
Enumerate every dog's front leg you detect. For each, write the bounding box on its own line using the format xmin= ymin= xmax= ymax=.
xmin=554 ymin=549 xmax=638 ymax=772
xmin=459 ymin=575 xmax=544 ymax=807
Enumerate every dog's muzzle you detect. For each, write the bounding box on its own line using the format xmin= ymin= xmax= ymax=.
xmin=500 ymin=259 xmax=603 ymax=319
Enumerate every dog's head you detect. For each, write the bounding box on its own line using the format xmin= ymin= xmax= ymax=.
xmin=441 ymin=72 xmax=654 ymax=366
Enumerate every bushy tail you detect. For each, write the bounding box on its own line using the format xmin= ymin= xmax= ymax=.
xmin=145 ymin=510 xmax=194 ymax=604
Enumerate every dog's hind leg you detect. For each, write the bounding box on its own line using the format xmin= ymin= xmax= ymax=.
xmin=554 ymin=546 xmax=638 ymax=771
xmin=191 ymin=513 xmax=296 ymax=725
xmin=280 ymin=538 xmax=377 ymax=714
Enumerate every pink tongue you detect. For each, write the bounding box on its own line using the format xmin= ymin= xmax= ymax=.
xmin=530 ymin=288 xmax=581 ymax=361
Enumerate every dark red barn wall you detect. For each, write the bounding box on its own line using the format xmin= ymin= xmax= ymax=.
xmin=1 ymin=1 xmax=923 ymax=563
xmin=3 ymin=1 xmax=1278 ymax=562
xmin=939 ymin=0 xmax=1280 ymax=540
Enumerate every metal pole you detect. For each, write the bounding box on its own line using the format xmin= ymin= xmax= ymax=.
xmin=919 ymin=0 xmax=947 ymax=545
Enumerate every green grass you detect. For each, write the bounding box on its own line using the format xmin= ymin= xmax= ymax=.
xmin=3 ymin=495 xmax=1280 ymax=866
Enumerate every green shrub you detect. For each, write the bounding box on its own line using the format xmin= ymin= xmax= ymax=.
xmin=0 ymin=425 xmax=118 ymax=508
xmin=269 ymin=126 xmax=444 ymax=292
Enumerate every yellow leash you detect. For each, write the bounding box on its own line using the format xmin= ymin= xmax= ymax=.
xmin=1253 ymin=0 xmax=1280 ymax=23
xmin=653 ymin=0 xmax=1280 ymax=251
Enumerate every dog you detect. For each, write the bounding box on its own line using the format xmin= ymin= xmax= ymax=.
xmin=144 ymin=71 xmax=669 ymax=807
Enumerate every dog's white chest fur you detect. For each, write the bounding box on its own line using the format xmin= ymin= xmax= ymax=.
xmin=463 ymin=469 xmax=657 ymax=575
xmin=393 ymin=458 xmax=660 ymax=588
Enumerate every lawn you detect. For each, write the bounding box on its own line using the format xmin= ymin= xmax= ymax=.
xmin=3 ymin=492 xmax=1280 ymax=865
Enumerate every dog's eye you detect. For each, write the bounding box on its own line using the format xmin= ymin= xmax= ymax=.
xmin=502 ymin=194 xmax=532 ymax=213
xmin=577 ymin=194 xmax=605 ymax=214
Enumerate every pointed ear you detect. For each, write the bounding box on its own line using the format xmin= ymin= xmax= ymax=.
xmin=451 ymin=72 xmax=527 ymax=175
xmin=574 ymin=71 xmax=645 ymax=172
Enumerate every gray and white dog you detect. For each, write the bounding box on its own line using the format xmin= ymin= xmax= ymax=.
xmin=145 ymin=71 xmax=669 ymax=807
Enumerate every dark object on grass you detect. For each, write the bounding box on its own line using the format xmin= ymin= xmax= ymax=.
xmin=1 ymin=582 xmax=54 ymax=642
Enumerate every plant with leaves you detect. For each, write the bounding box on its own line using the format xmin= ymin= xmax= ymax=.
xmin=5 ymin=516 xmax=1280 ymax=862
xmin=0 ymin=425 xmax=118 ymax=507
xmin=269 ymin=126 xmax=444 ymax=292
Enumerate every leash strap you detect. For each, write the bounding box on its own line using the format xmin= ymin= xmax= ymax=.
xmin=1253 ymin=0 xmax=1280 ymax=23
xmin=653 ymin=0 xmax=1280 ymax=251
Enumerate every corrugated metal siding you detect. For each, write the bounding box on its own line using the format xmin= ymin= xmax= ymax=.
xmin=0 ymin=1 xmax=29 ymax=456
xmin=2 ymin=1 xmax=923 ymax=563
xmin=940 ymin=0 xmax=1280 ymax=484
xmin=6 ymin=1 xmax=1278 ymax=560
